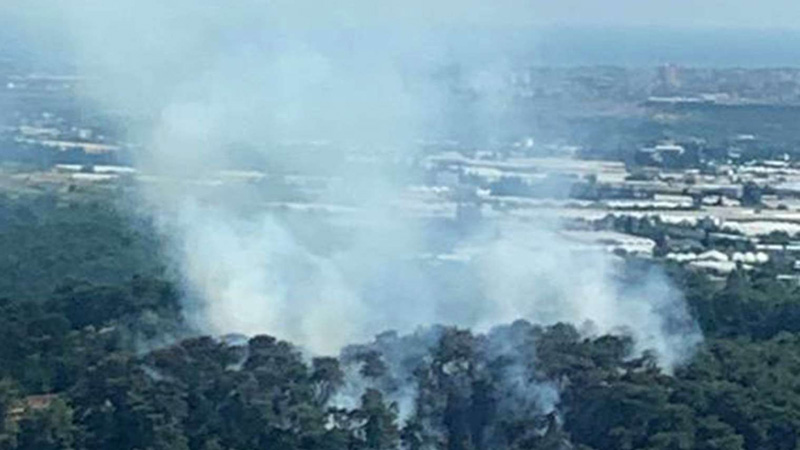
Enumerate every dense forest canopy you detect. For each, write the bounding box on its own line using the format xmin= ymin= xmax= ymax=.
xmin=1 ymin=191 xmax=800 ymax=450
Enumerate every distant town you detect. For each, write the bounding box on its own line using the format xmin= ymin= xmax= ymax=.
xmin=7 ymin=63 xmax=800 ymax=283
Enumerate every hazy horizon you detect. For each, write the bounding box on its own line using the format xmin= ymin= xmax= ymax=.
xmin=4 ymin=24 xmax=800 ymax=71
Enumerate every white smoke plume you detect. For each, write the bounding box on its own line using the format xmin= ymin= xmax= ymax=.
xmin=6 ymin=0 xmax=701 ymax=375
xmin=470 ymin=223 xmax=700 ymax=370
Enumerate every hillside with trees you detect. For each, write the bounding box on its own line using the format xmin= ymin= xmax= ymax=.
xmin=3 ymin=192 xmax=800 ymax=450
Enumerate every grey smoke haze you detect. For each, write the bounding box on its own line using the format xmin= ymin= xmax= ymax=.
xmin=8 ymin=0 xmax=700 ymax=373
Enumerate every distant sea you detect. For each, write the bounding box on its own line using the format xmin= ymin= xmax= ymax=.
xmin=3 ymin=24 xmax=800 ymax=70
xmin=529 ymin=27 xmax=800 ymax=67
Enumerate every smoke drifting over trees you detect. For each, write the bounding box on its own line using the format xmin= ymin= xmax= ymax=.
xmin=0 ymin=7 xmax=705 ymax=443
xmin=4 ymin=0 xmax=702 ymax=367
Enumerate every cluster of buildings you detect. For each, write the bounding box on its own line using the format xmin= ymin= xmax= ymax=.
xmin=10 ymin=128 xmax=800 ymax=283
xmin=507 ymin=65 xmax=800 ymax=106
xmin=421 ymin=142 xmax=800 ymax=280
xmin=6 ymin=61 xmax=800 ymax=282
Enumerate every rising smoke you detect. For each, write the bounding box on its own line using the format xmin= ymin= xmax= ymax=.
xmin=8 ymin=0 xmax=700 ymax=390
